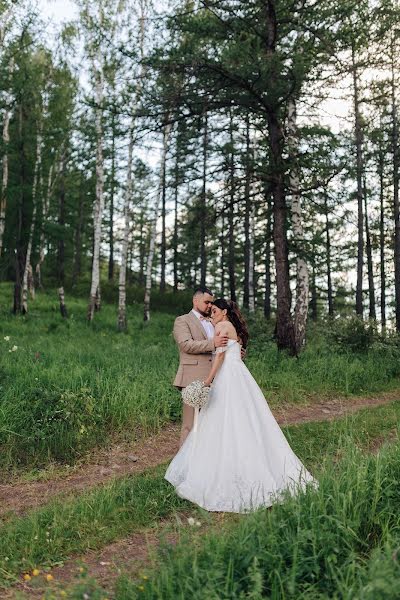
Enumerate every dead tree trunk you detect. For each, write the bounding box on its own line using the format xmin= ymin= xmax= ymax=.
xmin=143 ymin=122 xmax=172 ymax=321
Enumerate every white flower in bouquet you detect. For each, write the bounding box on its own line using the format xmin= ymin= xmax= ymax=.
xmin=182 ymin=380 xmax=210 ymax=409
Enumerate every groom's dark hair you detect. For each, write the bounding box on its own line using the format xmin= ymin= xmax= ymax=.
xmin=193 ymin=285 xmax=213 ymax=297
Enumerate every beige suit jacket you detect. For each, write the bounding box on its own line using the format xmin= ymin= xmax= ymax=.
xmin=173 ymin=311 xmax=215 ymax=389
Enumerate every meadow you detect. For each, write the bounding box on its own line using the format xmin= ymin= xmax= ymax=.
xmin=0 ymin=283 xmax=400 ymax=598
xmin=1 ymin=282 xmax=400 ymax=476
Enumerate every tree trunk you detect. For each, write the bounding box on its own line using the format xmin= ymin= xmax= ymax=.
xmin=35 ymin=160 xmax=55 ymax=288
xmin=364 ymin=178 xmax=376 ymax=320
xmin=263 ymin=0 xmax=296 ymax=354
xmin=87 ymin=55 xmax=105 ymax=322
xmin=14 ymin=104 xmax=26 ymax=314
xmin=264 ymin=194 xmax=272 ymax=320
xmin=248 ymin=200 xmax=256 ymax=313
xmin=310 ymin=255 xmax=317 ymax=321
xmin=58 ymin=286 xmax=68 ymax=318
xmin=228 ymin=113 xmax=236 ymax=302
xmin=173 ymin=149 xmax=179 ymax=292
xmin=243 ymin=115 xmax=251 ymax=309
xmin=323 ymin=187 xmax=334 ymax=316
xmin=0 ymin=58 xmax=13 ymax=257
xmin=378 ymin=143 xmax=386 ymax=328
xmin=159 ymin=137 xmax=167 ymax=293
xmin=72 ymin=173 xmax=84 ymax=287
xmin=22 ymin=124 xmax=42 ymax=313
xmin=287 ymin=97 xmax=309 ymax=353
xmin=57 ymin=154 xmax=66 ymax=287
xmin=220 ymin=203 xmax=225 ymax=296
xmin=200 ymin=105 xmax=208 ymax=286
xmin=118 ymin=127 xmax=134 ymax=331
xmin=143 ymin=122 xmax=172 ymax=321
xmin=390 ymin=40 xmax=400 ymax=331
xmin=108 ymin=111 xmax=116 ymax=281
xmin=352 ymin=42 xmax=364 ymax=318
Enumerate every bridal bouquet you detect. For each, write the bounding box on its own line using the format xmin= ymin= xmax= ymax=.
xmin=182 ymin=380 xmax=210 ymax=409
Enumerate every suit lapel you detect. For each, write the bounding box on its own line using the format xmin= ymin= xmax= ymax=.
xmin=187 ymin=311 xmax=207 ymax=340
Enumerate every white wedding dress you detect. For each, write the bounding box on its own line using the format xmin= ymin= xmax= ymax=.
xmin=165 ymin=340 xmax=316 ymax=513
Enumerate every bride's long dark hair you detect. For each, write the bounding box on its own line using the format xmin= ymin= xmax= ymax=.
xmin=213 ymin=299 xmax=249 ymax=349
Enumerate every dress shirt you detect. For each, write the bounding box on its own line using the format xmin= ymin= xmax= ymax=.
xmin=191 ymin=309 xmax=214 ymax=340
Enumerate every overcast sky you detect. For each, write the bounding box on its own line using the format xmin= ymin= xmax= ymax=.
xmin=37 ymin=0 xmax=77 ymax=24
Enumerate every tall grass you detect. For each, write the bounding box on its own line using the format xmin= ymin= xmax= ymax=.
xmin=1 ymin=282 xmax=400 ymax=473
xmin=0 ymin=403 xmax=398 ymax=590
xmin=114 ymin=440 xmax=400 ymax=599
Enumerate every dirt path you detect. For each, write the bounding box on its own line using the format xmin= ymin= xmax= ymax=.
xmin=1 ymin=390 xmax=399 ymax=521
xmin=10 ymin=511 xmax=241 ymax=600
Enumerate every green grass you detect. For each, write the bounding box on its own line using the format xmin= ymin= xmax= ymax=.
xmin=0 ymin=401 xmax=398 ymax=590
xmin=112 ymin=440 xmax=400 ymax=600
xmin=1 ymin=281 xmax=400 ymax=474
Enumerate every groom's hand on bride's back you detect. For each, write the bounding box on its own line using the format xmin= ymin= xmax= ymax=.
xmin=214 ymin=333 xmax=229 ymax=348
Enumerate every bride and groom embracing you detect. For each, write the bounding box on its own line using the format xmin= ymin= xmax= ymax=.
xmin=165 ymin=286 xmax=316 ymax=513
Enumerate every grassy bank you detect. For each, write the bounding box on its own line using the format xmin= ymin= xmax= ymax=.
xmin=1 ymin=282 xmax=400 ymax=473
xmin=0 ymin=401 xmax=398 ymax=589
xmin=113 ymin=440 xmax=400 ymax=600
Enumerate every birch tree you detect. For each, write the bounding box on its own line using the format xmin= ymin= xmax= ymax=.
xmin=21 ymin=119 xmax=42 ymax=313
xmin=287 ymin=97 xmax=309 ymax=352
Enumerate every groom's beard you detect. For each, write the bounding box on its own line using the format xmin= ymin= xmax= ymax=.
xmin=199 ymin=309 xmax=211 ymax=318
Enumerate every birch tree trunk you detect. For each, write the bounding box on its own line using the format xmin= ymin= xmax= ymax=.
xmin=143 ymin=122 xmax=172 ymax=321
xmin=87 ymin=52 xmax=105 ymax=322
xmin=35 ymin=161 xmax=55 ymax=288
xmin=118 ymin=127 xmax=134 ymax=331
xmin=287 ymin=97 xmax=309 ymax=353
xmin=22 ymin=125 xmax=42 ymax=314
xmin=0 ymin=57 xmax=13 ymax=256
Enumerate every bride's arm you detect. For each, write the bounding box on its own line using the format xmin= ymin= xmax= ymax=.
xmin=204 ymin=350 xmax=225 ymax=387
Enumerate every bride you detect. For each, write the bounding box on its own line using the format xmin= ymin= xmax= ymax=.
xmin=165 ymin=298 xmax=316 ymax=513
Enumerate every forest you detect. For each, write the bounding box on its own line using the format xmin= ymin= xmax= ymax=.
xmin=1 ymin=0 xmax=400 ymax=598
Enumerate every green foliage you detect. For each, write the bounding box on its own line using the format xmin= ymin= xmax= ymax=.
xmin=327 ymin=316 xmax=391 ymax=354
xmin=112 ymin=440 xmax=400 ymax=599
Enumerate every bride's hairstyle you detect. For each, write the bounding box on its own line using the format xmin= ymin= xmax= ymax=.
xmin=213 ymin=299 xmax=249 ymax=349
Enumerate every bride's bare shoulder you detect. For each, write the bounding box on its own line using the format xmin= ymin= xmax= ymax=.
xmin=217 ymin=321 xmax=237 ymax=338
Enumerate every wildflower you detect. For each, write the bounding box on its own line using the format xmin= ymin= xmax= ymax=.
xmin=187 ymin=517 xmax=195 ymax=526
xmin=196 ymin=521 xmax=201 ymax=527
xmin=23 ymin=573 xmax=31 ymax=581
xmin=32 ymin=568 xmax=40 ymax=576
xmin=4 ymin=557 xmax=9 ymax=562
xmin=60 ymin=593 xmax=67 ymax=598
xmin=138 ymin=585 xmax=145 ymax=591
xmin=11 ymin=345 xmax=18 ymax=352
xmin=4 ymin=336 xmax=10 ymax=341
xmin=142 ymin=575 xmax=149 ymax=580
xmin=78 ymin=566 xmax=85 ymax=573
xmin=45 ymin=573 xmax=54 ymax=582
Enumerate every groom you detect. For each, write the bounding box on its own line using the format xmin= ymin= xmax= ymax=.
xmin=173 ymin=286 xmax=229 ymax=447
